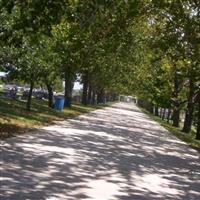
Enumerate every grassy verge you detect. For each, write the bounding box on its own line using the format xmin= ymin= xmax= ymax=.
xmin=140 ymin=107 xmax=200 ymax=152
xmin=0 ymin=96 xmax=112 ymax=139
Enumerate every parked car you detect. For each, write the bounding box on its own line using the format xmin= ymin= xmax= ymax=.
xmin=33 ymin=89 xmax=48 ymax=99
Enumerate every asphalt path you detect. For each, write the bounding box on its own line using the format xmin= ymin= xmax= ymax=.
xmin=0 ymin=103 xmax=200 ymax=200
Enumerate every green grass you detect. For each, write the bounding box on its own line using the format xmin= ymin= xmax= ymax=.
xmin=140 ymin=107 xmax=200 ymax=152
xmin=0 ymin=95 xmax=112 ymax=139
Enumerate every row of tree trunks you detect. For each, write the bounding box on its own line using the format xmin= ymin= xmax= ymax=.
xmin=155 ymin=107 xmax=172 ymax=123
xmin=139 ymin=75 xmax=199 ymax=140
xmin=156 ymin=106 xmax=183 ymax=127
xmin=154 ymin=103 xmax=200 ymax=140
xmin=27 ymin=75 xmax=199 ymax=139
xmin=26 ymin=80 xmax=54 ymax=111
xmin=81 ymin=72 xmax=110 ymax=105
xmin=158 ymin=107 xmax=168 ymax=121
xmin=26 ymin=75 xmax=74 ymax=111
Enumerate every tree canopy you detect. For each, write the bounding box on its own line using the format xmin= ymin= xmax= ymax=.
xmin=0 ymin=0 xmax=199 ymax=139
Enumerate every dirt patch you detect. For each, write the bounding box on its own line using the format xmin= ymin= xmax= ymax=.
xmin=0 ymin=123 xmax=30 ymax=139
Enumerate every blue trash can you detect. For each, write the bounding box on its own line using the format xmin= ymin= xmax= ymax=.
xmin=54 ymin=96 xmax=65 ymax=110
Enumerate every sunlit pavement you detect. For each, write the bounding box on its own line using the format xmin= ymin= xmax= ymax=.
xmin=0 ymin=103 xmax=200 ymax=200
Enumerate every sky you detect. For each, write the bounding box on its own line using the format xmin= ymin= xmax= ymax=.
xmin=0 ymin=72 xmax=6 ymax=77
xmin=74 ymin=82 xmax=82 ymax=90
xmin=0 ymin=71 xmax=82 ymax=90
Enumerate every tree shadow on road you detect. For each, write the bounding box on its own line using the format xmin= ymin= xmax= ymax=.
xmin=1 ymin=104 xmax=200 ymax=200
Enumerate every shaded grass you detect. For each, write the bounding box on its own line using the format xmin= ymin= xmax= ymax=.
xmin=140 ymin=107 xmax=200 ymax=152
xmin=0 ymin=96 xmax=112 ymax=139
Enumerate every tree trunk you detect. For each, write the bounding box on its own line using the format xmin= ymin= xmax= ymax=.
xmin=159 ymin=108 xmax=163 ymax=118
xmin=172 ymin=108 xmax=180 ymax=127
xmin=105 ymin=94 xmax=109 ymax=102
xmin=81 ymin=73 xmax=89 ymax=105
xmin=196 ymin=91 xmax=200 ymax=140
xmin=154 ymin=106 xmax=159 ymax=116
xmin=92 ymin=91 xmax=96 ymax=105
xmin=182 ymin=79 xmax=195 ymax=133
xmin=26 ymin=81 xmax=34 ymax=111
xmin=46 ymin=83 xmax=54 ymax=108
xmin=97 ymin=89 xmax=104 ymax=104
xmin=147 ymin=102 xmax=153 ymax=113
xmin=149 ymin=104 xmax=154 ymax=114
xmin=172 ymin=69 xmax=181 ymax=127
xmin=87 ymin=84 xmax=92 ymax=104
xmin=111 ymin=94 xmax=116 ymax=102
xmin=196 ymin=101 xmax=200 ymax=140
xmin=167 ymin=109 xmax=171 ymax=123
xmin=64 ymin=71 xmax=74 ymax=107
xmin=162 ymin=108 xmax=166 ymax=120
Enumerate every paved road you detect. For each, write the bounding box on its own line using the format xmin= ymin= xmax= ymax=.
xmin=0 ymin=103 xmax=200 ymax=200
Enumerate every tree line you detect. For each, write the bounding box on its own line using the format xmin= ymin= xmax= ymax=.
xmin=134 ymin=0 xmax=200 ymax=140
xmin=0 ymin=0 xmax=143 ymax=109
